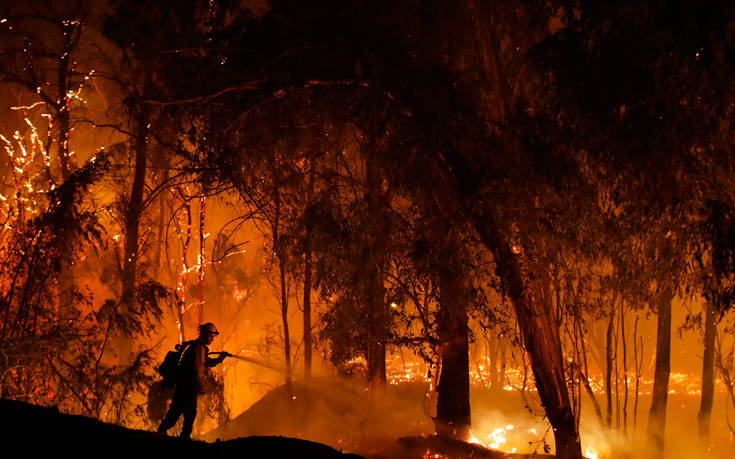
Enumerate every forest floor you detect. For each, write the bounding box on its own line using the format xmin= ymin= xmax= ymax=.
xmin=207 ymin=378 xmax=556 ymax=458
xmin=206 ymin=377 xmax=733 ymax=459
xmin=13 ymin=376 xmax=729 ymax=459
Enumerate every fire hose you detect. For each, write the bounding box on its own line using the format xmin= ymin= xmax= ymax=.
xmin=209 ymin=352 xmax=289 ymax=374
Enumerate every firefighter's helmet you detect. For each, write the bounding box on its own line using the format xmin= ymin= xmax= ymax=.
xmin=199 ymin=322 xmax=219 ymax=336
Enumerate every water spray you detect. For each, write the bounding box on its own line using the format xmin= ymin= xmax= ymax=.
xmin=209 ymin=352 xmax=289 ymax=374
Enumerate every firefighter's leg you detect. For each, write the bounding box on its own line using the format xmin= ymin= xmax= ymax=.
xmin=180 ymin=392 xmax=198 ymax=439
xmin=158 ymin=390 xmax=184 ymax=433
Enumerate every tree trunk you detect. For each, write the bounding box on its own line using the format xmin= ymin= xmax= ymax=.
xmin=435 ymin=302 xmax=471 ymax=440
xmin=697 ymin=298 xmax=717 ymax=439
xmin=579 ymin=368 xmax=604 ymax=423
xmin=56 ymin=20 xmax=74 ymax=182
xmin=121 ymin=92 xmax=151 ymax=296
xmin=280 ymin=251 xmax=292 ymax=389
xmin=119 ymin=60 xmax=152 ymax=362
xmin=633 ymin=314 xmax=642 ymax=432
xmin=621 ymin=300 xmax=629 ymax=434
xmin=614 ymin=303 xmax=621 ymax=429
xmin=273 ymin=181 xmax=292 ymax=391
xmin=366 ymin=321 xmax=386 ymax=390
xmin=647 ymin=288 xmax=674 ymax=455
xmin=365 ymin=154 xmax=387 ymax=390
xmin=365 ymin=252 xmax=386 ymax=391
xmin=175 ymin=199 xmax=192 ymax=343
xmin=57 ymin=95 xmax=72 ymax=181
xmin=153 ymin=158 xmax=170 ymax=280
xmin=475 ymin=223 xmax=582 ymax=459
xmin=434 ymin=248 xmax=471 ymax=440
xmin=303 ymin=172 xmax=315 ymax=380
xmin=455 ymin=3 xmax=581 ymax=454
xmin=605 ymin=302 xmax=615 ymax=427
xmin=572 ymin=287 xmax=603 ymax=424
xmin=489 ymin=337 xmax=500 ymax=389
xmin=51 ymin=20 xmax=78 ymax=319
xmin=197 ymin=194 xmax=206 ymax=324
xmin=303 ymin=247 xmax=312 ymax=380
xmin=500 ymin=340 xmax=507 ymax=388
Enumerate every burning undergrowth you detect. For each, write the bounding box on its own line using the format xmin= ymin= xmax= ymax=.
xmin=202 ymin=373 xmax=735 ymax=459
xmin=205 ymin=377 xmax=564 ymax=458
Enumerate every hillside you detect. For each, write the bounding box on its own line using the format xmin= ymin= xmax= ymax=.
xmin=0 ymin=398 xmax=363 ymax=459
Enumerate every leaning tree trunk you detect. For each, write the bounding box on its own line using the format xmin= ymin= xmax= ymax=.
xmin=697 ymin=297 xmax=717 ymax=439
xmin=455 ymin=3 xmax=581 ymax=455
xmin=647 ymin=288 xmax=674 ymax=455
xmin=429 ymin=154 xmax=581 ymax=456
xmin=475 ymin=223 xmax=581 ymax=459
xmin=435 ymin=264 xmax=471 ymax=440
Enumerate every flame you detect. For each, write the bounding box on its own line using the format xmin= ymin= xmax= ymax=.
xmin=233 ymin=288 xmax=250 ymax=301
xmin=383 ymin=356 xmax=715 ymax=399
xmin=468 ymin=426 xmax=518 ymax=453
xmin=470 ymin=423 xmax=610 ymax=458
xmin=584 ymin=445 xmax=600 ymax=459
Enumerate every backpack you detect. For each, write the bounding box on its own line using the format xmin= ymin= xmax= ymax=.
xmin=158 ymin=342 xmax=191 ymax=387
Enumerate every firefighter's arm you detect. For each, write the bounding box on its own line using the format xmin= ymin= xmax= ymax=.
xmin=193 ymin=344 xmax=206 ymax=391
xmin=206 ymin=351 xmax=230 ymax=367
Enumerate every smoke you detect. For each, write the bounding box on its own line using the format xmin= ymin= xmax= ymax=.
xmin=206 ymin=378 xmax=434 ymax=453
xmin=202 ymin=373 xmax=734 ymax=459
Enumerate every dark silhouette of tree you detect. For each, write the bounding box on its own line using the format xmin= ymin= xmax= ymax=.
xmin=49 ymin=0 xmax=735 ymax=455
xmin=102 ymin=0 xmax=210 ymax=360
xmin=695 ymin=202 xmax=735 ymax=438
xmin=162 ymin=1 xmax=586 ymax=454
xmin=537 ymin=1 xmax=735 ymax=455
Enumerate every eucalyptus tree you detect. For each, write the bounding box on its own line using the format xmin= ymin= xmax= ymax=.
xmin=143 ymin=1 xmax=735 ymax=457
xmin=537 ymin=0 xmax=735 ymax=454
xmin=163 ymin=1 xmax=589 ymax=455
xmin=101 ymin=0 xmax=213 ymax=361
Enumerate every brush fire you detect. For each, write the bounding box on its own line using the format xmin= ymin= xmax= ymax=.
xmin=2 ymin=1 xmax=735 ymax=459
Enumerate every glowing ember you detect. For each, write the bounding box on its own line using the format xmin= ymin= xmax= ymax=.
xmin=422 ymin=450 xmax=449 ymax=459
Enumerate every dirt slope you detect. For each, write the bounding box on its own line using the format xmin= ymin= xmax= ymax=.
xmin=0 ymin=398 xmax=363 ymax=459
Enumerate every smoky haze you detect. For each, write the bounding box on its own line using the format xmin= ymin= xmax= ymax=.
xmin=1 ymin=2 xmax=735 ymax=459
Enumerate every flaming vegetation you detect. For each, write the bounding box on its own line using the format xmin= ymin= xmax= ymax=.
xmin=2 ymin=1 xmax=735 ymax=459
